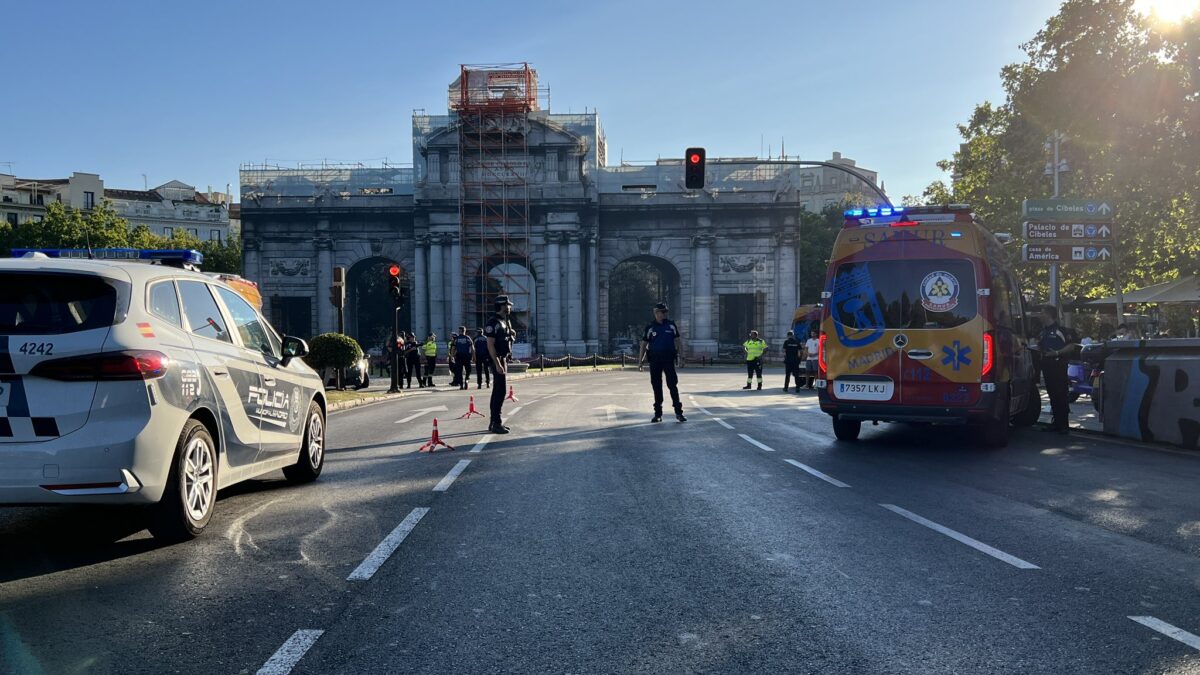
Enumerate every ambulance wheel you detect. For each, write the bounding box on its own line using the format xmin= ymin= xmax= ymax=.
xmin=979 ymin=397 xmax=1011 ymax=448
xmin=832 ymin=416 xmax=861 ymax=442
xmin=149 ymin=420 xmax=217 ymax=542
xmin=284 ymin=402 xmax=325 ymax=484
xmin=1012 ymin=381 xmax=1042 ymax=428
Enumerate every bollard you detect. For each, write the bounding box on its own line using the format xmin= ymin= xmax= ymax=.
xmin=540 ymin=354 xmax=545 ymax=372
xmin=419 ymin=418 xmax=454 ymax=452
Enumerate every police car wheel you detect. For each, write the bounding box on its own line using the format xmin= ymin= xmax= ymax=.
xmin=148 ymin=420 xmax=217 ymax=542
xmin=832 ymin=416 xmax=861 ymax=442
xmin=283 ymin=403 xmax=325 ymax=484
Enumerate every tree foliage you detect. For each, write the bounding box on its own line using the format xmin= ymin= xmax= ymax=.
xmin=0 ymin=199 xmax=242 ymax=275
xmin=917 ymin=0 xmax=1199 ymax=305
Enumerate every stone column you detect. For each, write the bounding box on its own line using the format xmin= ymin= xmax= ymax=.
xmin=690 ymin=230 xmax=718 ymax=356
xmin=414 ymin=235 xmax=428 ymax=338
xmin=315 ymin=230 xmax=333 ymax=336
xmin=544 ymin=232 xmax=564 ymax=355
xmin=428 ymin=233 xmax=445 ymax=346
xmin=565 ymin=232 xmax=586 ymax=354
xmin=585 ymin=231 xmax=600 ymax=353
xmin=242 ymin=233 xmax=264 ymax=315
xmin=776 ymin=230 xmax=798 ymax=341
xmin=449 ymin=234 xmax=462 ymax=333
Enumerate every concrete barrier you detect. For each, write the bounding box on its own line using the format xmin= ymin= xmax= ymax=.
xmin=1101 ymin=338 xmax=1200 ymax=450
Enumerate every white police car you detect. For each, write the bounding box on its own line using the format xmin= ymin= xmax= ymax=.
xmin=0 ymin=249 xmax=326 ymax=541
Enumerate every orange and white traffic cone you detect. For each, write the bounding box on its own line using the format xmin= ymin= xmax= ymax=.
xmin=457 ymin=395 xmax=485 ymax=419
xmin=419 ymin=418 xmax=455 ymax=453
xmin=505 ymin=385 xmax=519 ymax=402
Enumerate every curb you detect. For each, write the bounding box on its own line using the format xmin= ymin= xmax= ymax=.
xmin=327 ymin=366 xmax=630 ymax=414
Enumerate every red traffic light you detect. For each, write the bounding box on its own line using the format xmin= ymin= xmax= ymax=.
xmin=388 ymin=264 xmax=400 ymax=277
xmin=689 ymin=153 xmax=701 ymax=164
xmin=684 ymin=147 xmax=706 ymax=189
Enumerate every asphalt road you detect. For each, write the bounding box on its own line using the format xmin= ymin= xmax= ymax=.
xmin=3 ymin=368 xmax=1200 ymax=674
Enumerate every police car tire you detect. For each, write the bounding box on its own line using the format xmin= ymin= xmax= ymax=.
xmin=148 ymin=420 xmax=217 ymax=542
xmin=832 ymin=416 xmax=861 ymax=442
xmin=283 ymin=402 xmax=325 ymax=484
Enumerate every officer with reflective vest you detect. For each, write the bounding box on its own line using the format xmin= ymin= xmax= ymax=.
xmin=743 ymin=330 xmax=767 ymax=390
xmin=473 ymin=327 xmax=491 ymax=389
xmin=638 ymin=302 xmax=687 ymax=423
xmin=422 ymin=333 xmax=438 ymax=387
xmin=452 ymin=326 xmax=474 ymax=391
xmin=484 ymin=295 xmax=515 ymax=434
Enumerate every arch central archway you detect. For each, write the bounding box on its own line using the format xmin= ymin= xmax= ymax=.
xmin=347 ymin=256 xmax=409 ymax=352
xmin=607 ymin=256 xmax=681 ymax=351
xmin=472 ymin=260 xmax=537 ymax=348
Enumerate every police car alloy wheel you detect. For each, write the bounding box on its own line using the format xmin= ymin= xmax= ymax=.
xmin=149 ymin=420 xmax=218 ymax=542
xmin=283 ymin=403 xmax=325 ymax=484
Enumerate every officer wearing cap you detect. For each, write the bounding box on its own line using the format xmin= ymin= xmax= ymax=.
xmin=485 ymin=295 xmax=515 ymax=434
xmin=473 ymin=327 xmax=491 ymax=389
xmin=638 ymin=302 xmax=687 ymax=423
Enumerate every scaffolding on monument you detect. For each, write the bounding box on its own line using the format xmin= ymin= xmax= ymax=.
xmin=453 ymin=63 xmax=544 ymax=340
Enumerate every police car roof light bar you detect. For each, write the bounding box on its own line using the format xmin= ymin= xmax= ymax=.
xmin=12 ymin=248 xmax=205 ymax=268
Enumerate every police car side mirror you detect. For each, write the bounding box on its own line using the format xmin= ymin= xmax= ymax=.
xmin=281 ymin=336 xmax=308 ymax=366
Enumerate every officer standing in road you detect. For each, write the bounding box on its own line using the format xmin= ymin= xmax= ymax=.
xmin=453 ymin=326 xmax=474 ymax=391
xmin=485 ymin=295 xmax=515 ymax=434
xmin=473 ymin=327 xmax=491 ymax=389
xmin=638 ymin=302 xmax=687 ymax=423
xmin=1038 ymin=305 xmax=1078 ymax=435
xmin=404 ymin=331 xmax=422 ymax=388
xmin=782 ymin=330 xmax=803 ymax=393
xmin=742 ymin=330 xmax=767 ymax=390
xmin=447 ymin=332 xmax=461 ymax=386
xmin=422 ymin=333 xmax=439 ymax=387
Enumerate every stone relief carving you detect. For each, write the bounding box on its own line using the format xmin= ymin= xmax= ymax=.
xmin=720 ymin=255 xmax=764 ymax=273
xmin=268 ymin=258 xmax=312 ymax=277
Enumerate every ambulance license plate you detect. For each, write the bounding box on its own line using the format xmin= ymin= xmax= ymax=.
xmin=834 ymin=380 xmax=893 ymax=401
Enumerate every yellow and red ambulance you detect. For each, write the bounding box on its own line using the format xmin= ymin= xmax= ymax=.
xmin=816 ymin=205 xmax=1040 ymax=447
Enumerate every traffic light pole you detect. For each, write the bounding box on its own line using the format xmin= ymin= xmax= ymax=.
xmin=388 ymin=307 xmax=401 ymax=393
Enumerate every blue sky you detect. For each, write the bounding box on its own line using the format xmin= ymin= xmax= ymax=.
xmin=2 ymin=0 xmax=1061 ymax=200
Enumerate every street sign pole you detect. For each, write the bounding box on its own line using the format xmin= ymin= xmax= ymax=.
xmin=1049 ymin=132 xmax=1061 ymax=308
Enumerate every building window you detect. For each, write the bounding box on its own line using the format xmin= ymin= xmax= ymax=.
xmin=163 ymin=226 xmax=174 ymax=237
xmin=5 ymin=213 xmax=16 ymax=226
xmin=545 ymin=151 xmax=558 ymax=183
xmin=427 ymin=152 xmax=440 ymax=183
xmin=210 ymin=229 xmax=221 ymax=241
xmin=33 ymin=194 xmax=45 ymax=206
xmin=800 ymin=173 xmax=814 ymax=189
xmin=188 ymin=228 xmax=198 ymax=237
xmin=84 ymin=191 xmax=95 ymax=209
xmin=827 ymin=174 xmax=838 ymax=186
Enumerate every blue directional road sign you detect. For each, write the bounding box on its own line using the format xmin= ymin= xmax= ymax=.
xmin=1022 ymin=198 xmax=1115 ymax=222
xmin=1022 ymin=222 xmax=1116 ymax=241
xmin=1022 ymin=244 xmax=1113 ymax=263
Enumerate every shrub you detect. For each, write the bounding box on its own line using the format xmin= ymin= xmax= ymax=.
xmin=304 ymin=333 xmax=362 ymax=371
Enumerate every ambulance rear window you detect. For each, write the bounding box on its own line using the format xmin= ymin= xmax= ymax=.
xmin=830 ymin=259 xmax=978 ymax=330
xmin=0 ymin=273 xmax=118 ymax=335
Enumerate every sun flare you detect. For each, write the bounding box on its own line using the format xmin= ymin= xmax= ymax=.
xmin=1135 ymin=0 xmax=1199 ymax=24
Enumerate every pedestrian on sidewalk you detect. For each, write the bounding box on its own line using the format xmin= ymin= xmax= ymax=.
xmin=638 ymin=302 xmax=686 ymax=423
xmin=782 ymin=330 xmax=803 ymax=392
xmin=1037 ymin=305 xmax=1078 ymax=435
xmin=485 ymin=295 xmax=516 ymax=434
xmin=803 ymin=328 xmax=821 ymax=389
xmin=422 ymin=333 xmax=438 ymax=387
xmin=453 ymin=326 xmax=474 ymax=391
xmin=742 ymin=330 xmax=767 ymax=390
xmin=473 ymin=327 xmax=491 ymax=389
xmin=404 ymin=332 xmax=421 ymax=388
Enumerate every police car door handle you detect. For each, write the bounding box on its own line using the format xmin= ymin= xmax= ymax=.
xmin=212 ymin=369 xmax=229 ymax=377
xmin=263 ymin=376 xmax=277 ymax=386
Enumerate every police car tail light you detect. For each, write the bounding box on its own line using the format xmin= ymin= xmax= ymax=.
xmin=31 ymin=350 xmax=170 ymax=381
xmin=818 ymin=333 xmax=828 ymax=375
xmin=981 ymin=333 xmax=995 ymax=378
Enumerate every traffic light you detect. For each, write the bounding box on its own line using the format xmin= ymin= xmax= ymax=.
xmin=685 ymin=147 xmax=706 ymax=189
xmin=388 ymin=264 xmax=403 ymax=306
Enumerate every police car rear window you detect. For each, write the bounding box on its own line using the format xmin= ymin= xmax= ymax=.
xmin=831 ymin=259 xmax=978 ymax=330
xmin=0 ymin=273 xmax=118 ymax=335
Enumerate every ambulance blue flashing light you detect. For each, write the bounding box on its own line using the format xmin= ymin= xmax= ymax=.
xmin=12 ymin=248 xmax=204 ymax=265
xmin=844 ymin=206 xmax=904 ymax=218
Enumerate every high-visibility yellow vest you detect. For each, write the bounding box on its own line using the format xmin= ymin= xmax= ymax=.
xmin=743 ymin=339 xmax=766 ymax=360
xmin=422 ymin=340 xmax=438 ymax=357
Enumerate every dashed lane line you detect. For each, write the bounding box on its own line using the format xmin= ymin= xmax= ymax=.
xmin=470 ymin=435 xmax=493 ymax=453
xmin=432 ymin=460 xmax=471 ymax=492
xmin=347 ymin=507 xmax=430 ymax=581
xmin=783 ymin=458 xmax=851 ymax=488
xmin=257 ymin=629 xmax=324 ymax=675
xmin=1128 ymin=616 xmax=1200 ymax=651
xmin=738 ymin=434 xmax=776 ymax=452
xmin=714 ymin=418 xmax=734 ymax=430
xmin=880 ymin=504 xmax=1040 ymax=570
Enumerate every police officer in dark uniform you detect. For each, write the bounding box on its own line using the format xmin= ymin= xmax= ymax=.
xmin=638 ymin=302 xmax=687 ymax=423
xmin=473 ymin=327 xmax=491 ymax=389
xmin=453 ymin=326 xmax=474 ymax=390
xmin=485 ymin=295 xmax=515 ymax=434
xmin=1037 ymin=304 xmax=1078 ymax=434
xmin=404 ymin=331 xmax=422 ymax=389
xmin=781 ymin=330 xmax=803 ymax=392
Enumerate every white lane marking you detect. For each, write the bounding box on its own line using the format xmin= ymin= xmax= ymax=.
xmin=1128 ymin=616 xmax=1200 ymax=651
xmin=696 ymin=405 xmax=714 ymax=416
xmin=433 ymin=460 xmax=471 ymax=492
xmin=714 ymin=418 xmax=734 ymax=430
xmin=347 ymin=507 xmax=430 ymax=581
xmin=257 ymin=629 xmax=324 ymax=675
xmin=394 ymin=405 xmax=449 ymax=424
xmin=880 ymin=504 xmax=1039 ymax=570
xmin=470 ymin=435 xmax=493 ymax=453
xmin=738 ymin=434 xmax=776 ymax=452
xmin=593 ymin=404 xmax=628 ymax=422
xmin=505 ymin=406 xmax=523 ymax=419
xmin=783 ymin=458 xmax=851 ymax=488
